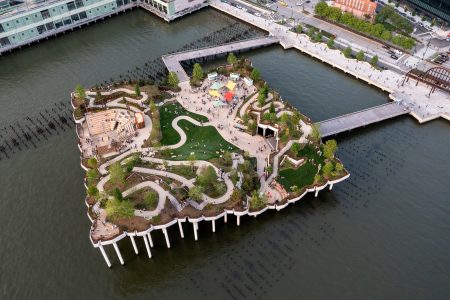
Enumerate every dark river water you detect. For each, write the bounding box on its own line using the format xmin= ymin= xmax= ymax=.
xmin=0 ymin=8 xmax=449 ymax=300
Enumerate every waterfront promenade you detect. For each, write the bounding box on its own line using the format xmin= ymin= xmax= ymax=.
xmin=210 ymin=0 xmax=450 ymax=125
xmin=162 ymin=36 xmax=279 ymax=82
xmin=318 ymin=102 xmax=410 ymax=138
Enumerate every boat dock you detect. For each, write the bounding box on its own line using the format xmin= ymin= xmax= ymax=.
xmin=318 ymin=102 xmax=410 ymax=138
xmin=162 ymin=36 xmax=279 ymax=82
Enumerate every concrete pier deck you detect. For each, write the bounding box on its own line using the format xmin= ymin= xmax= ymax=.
xmin=162 ymin=36 xmax=279 ymax=82
xmin=318 ymin=102 xmax=410 ymax=138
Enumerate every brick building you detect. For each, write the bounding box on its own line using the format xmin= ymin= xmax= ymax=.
xmin=333 ymin=0 xmax=378 ymax=21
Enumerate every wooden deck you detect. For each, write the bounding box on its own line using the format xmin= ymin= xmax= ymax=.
xmin=162 ymin=36 xmax=279 ymax=82
xmin=318 ymin=102 xmax=410 ymax=138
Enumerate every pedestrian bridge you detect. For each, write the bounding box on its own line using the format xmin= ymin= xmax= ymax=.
xmin=162 ymin=36 xmax=279 ymax=82
xmin=318 ymin=102 xmax=410 ymax=138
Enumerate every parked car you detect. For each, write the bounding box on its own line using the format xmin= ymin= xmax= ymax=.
xmin=296 ymin=2 xmax=304 ymax=6
xmin=390 ymin=54 xmax=399 ymax=60
xmin=255 ymin=12 xmax=261 ymax=17
xmin=382 ymin=44 xmax=390 ymax=50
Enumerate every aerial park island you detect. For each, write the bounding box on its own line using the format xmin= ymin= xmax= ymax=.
xmin=72 ymin=54 xmax=349 ymax=267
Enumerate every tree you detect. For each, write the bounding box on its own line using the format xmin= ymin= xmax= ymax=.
xmin=323 ymin=139 xmax=338 ymax=159
xmin=167 ymin=72 xmax=179 ymax=88
xmin=222 ymin=151 xmax=232 ymax=166
xmin=150 ymin=99 xmax=157 ymax=113
xmin=322 ymin=161 xmax=334 ymax=178
xmin=308 ymin=27 xmax=316 ymax=37
xmin=370 ymin=55 xmax=379 ymax=67
xmin=249 ymin=190 xmax=267 ymax=210
xmin=144 ymin=191 xmax=158 ymax=209
xmin=335 ymin=162 xmax=344 ymax=172
xmin=250 ymin=68 xmax=261 ymax=81
xmin=87 ymin=185 xmax=99 ymax=197
xmin=356 ymin=50 xmax=365 ymax=61
xmin=315 ymin=32 xmax=323 ymax=43
xmin=291 ymin=142 xmax=301 ymax=155
xmin=257 ymin=92 xmax=266 ymax=107
xmin=314 ymin=1 xmax=328 ymax=16
xmin=105 ymin=198 xmax=134 ymax=220
xmin=110 ymin=162 xmax=125 ymax=185
xmin=86 ymin=169 xmax=100 ymax=186
xmin=269 ymin=102 xmax=275 ymax=114
xmin=134 ymin=84 xmax=141 ymax=97
xmin=188 ymin=186 xmax=203 ymax=202
xmin=310 ymin=123 xmax=321 ymax=141
xmin=295 ymin=24 xmax=303 ymax=33
xmin=343 ymin=46 xmax=352 ymax=58
xmin=113 ymin=188 xmax=123 ymax=201
xmin=327 ymin=37 xmax=335 ymax=48
xmin=187 ymin=153 xmax=196 ymax=171
xmin=192 ymin=63 xmax=204 ymax=82
xmin=74 ymin=85 xmax=86 ymax=99
xmin=87 ymin=158 xmax=98 ymax=169
xmin=196 ymin=165 xmax=217 ymax=187
xmin=227 ymin=52 xmax=237 ymax=65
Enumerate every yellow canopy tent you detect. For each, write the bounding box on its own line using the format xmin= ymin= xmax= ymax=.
xmin=226 ymin=80 xmax=236 ymax=91
xmin=209 ymin=90 xmax=221 ymax=97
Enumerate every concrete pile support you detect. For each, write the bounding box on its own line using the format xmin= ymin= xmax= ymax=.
xmin=162 ymin=228 xmax=171 ymax=248
xmin=129 ymin=235 xmax=139 ymax=255
xmin=147 ymin=232 xmax=154 ymax=247
xmin=143 ymin=236 xmax=152 ymax=259
xmin=99 ymin=243 xmax=112 ymax=268
xmin=113 ymin=242 xmax=124 ymax=265
xmin=193 ymin=222 xmax=198 ymax=241
xmin=178 ymin=219 xmax=185 ymax=238
xmin=212 ymin=219 xmax=216 ymax=233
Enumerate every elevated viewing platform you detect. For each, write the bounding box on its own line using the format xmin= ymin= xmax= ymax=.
xmin=318 ymin=102 xmax=410 ymax=138
xmin=162 ymin=36 xmax=279 ymax=82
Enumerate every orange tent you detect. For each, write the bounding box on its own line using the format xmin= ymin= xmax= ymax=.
xmin=224 ymin=91 xmax=234 ymax=102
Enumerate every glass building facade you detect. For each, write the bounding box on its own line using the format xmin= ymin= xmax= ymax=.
xmin=405 ymin=0 xmax=450 ymax=23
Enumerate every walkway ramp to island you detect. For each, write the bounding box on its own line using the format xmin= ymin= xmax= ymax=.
xmin=318 ymin=102 xmax=410 ymax=138
xmin=162 ymin=36 xmax=279 ymax=82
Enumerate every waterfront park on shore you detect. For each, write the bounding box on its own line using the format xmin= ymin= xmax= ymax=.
xmin=72 ymin=52 xmax=349 ymax=267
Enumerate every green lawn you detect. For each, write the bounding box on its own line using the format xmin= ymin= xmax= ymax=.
xmin=278 ymin=162 xmax=317 ymax=192
xmin=295 ymin=144 xmax=325 ymax=166
xmin=160 ymin=102 xmax=208 ymax=145
xmin=162 ymin=119 xmax=238 ymax=161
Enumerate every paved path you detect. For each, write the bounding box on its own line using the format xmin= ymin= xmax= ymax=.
xmin=318 ymin=102 xmax=410 ymax=137
xmin=162 ymin=36 xmax=279 ymax=82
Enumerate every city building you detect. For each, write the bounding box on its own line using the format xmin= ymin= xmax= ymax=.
xmin=333 ymin=0 xmax=378 ymax=21
xmin=404 ymin=0 xmax=449 ymax=24
xmin=0 ymin=0 xmax=206 ymax=54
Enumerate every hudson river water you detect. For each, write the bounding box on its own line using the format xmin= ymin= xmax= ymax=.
xmin=0 ymin=8 xmax=449 ymax=300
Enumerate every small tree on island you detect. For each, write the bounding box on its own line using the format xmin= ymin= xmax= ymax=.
xmin=370 ymin=55 xmax=379 ymax=67
xmin=227 ymin=52 xmax=237 ymax=66
xmin=74 ymin=85 xmax=86 ymax=100
xmin=323 ymin=139 xmax=338 ymax=159
xmin=134 ymin=84 xmax=141 ymax=97
xmin=192 ymin=63 xmax=204 ymax=82
xmin=356 ymin=50 xmax=365 ymax=61
xmin=167 ymin=72 xmax=179 ymax=88
xmin=296 ymin=24 xmax=303 ymax=33
xmin=188 ymin=186 xmax=203 ymax=202
xmin=250 ymin=68 xmax=261 ymax=81
xmin=310 ymin=123 xmax=321 ymax=142
xmin=322 ymin=161 xmax=335 ymax=178
xmin=110 ymin=162 xmax=126 ymax=186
